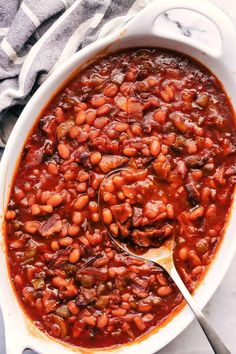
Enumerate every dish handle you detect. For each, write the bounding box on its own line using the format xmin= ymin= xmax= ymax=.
xmin=125 ymin=0 xmax=236 ymax=63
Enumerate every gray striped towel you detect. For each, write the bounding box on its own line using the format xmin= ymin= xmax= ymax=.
xmin=0 ymin=0 xmax=152 ymax=151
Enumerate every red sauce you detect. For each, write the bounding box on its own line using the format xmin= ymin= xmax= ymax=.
xmin=5 ymin=48 xmax=236 ymax=348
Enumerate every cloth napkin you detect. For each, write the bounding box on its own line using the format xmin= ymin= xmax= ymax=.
xmin=0 ymin=0 xmax=152 ymax=149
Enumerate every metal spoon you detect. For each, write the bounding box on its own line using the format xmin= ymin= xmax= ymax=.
xmin=98 ymin=168 xmax=230 ymax=354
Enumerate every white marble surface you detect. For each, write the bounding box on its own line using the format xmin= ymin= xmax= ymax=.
xmin=1 ymin=0 xmax=236 ymax=353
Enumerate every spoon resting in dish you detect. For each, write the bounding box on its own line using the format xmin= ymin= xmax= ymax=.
xmin=98 ymin=167 xmax=230 ymax=354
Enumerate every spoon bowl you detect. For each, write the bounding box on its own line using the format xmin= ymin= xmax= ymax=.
xmin=98 ymin=167 xmax=231 ymax=354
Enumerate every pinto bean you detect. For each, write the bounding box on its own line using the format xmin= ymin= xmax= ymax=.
xmin=114 ymin=122 xmax=129 ymax=132
xmin=47 ymin=162 xmax=59 ymax=175
xmin=5 ymin=210 xmax=16 ymax=219
xmin=69 ymin=248 xmax=80 ymax=263
xmin=205 ymin=204 xmax=216 ymax=218
xmin=73 ymin=195 xmax=89 ymax=210
xmin=75 ymin=110 xmax=86 ymax=125
xmin=160 ymin=85 xmax=174 ymax=103
xmin=123 ymin=147 xmax=138 ymax=156
xmin=111 ymin=309 xmax=127 ymax=317
xmin=68 ymin=301 xmax=79 ymax=315
xmin=90 ymin=151 xmax=102 ymax=165
xmin=157 ymin=286 xmax=172 ymax=297
xmin=59 ymin=237 xmax=73 ymax=246
xmin=97 ymin=313 xmax=108 ymax=329
xmin=102 ymin=208 xmax=113 ymax=224
xmin=67 ymin=225 xmax=80 ymax=236
xmin=150 ymin=138 xmax=161 ymax=156
xmin=97 ymin=104 xmax=111 ymax=116
xmin=24 ymin=221 xmax=40 ymax=234
xmin=104 ymin=83 xmax=118 ymax=97
xmin=47 ymin=193 xmax=63 ymax=207
xmin=91 ymin=95 xmax=106 ymax=107
xmin=154 ymin=109 xmax=166 ymax=124
xmin=178 ymin=246 xmax=189 ymax=261
xmin=189 ymin=206 xmax=204 ymax=220
xmin=58 ymin=143 xmax=70 ymax=159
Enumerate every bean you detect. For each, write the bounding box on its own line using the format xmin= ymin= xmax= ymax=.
xmin=91 ymin=95 xmax=106 ymax=107
xmin=72 ymin=211 xmax=82 ymax=225
xmin=110 ymin=223 xmax=119 ymax=236
xmin=150 ymin=138 xmax=161 ymax=156
xmin=196 ymin=239 xmax=209 ymax=254
xmin=97 ymin=104 xmax=111 ymax=116
xmin=112 ymin=175 xmax=124 ymax=188
xmin=131 ymin=124 xmax=142 ymax=135
xmin=117 ymin=191 xmax=125 ymax=200
xmin=5 ymin=210 xmax=16 ymax=219
xmin=104 ymin=83 xmax=118 ymax=97
xmin=142 ymin=147 xmax=151 ymax=156
xmin=47 ymin=162 xmax=58 ymax=175
xmin=78 ymin=171 xmax=89 ymax=182
xmin=55 ymin=107 xmax=65 ymax=123
xmin=192 ymin=265 xmax=202 ymax=276
xmin=47 ymin=193 xmax=63 ymax=207
xmin=15 ymin=274 xmax=23 ymax=287
xmin=189 ymin=206 xmax=204 ymax=221
xmin=59 ymin=237 xmax=73 ymax=246
xmin=85 ymin=110 xmax=96 ymax=125
xmin=103 ymin=192 xmax=116 ymax=204
xmin=111 ymin=309 xmax=127 ymax=317
xmin=76 ymin=182 xmax=87 ymax=193
xmin=90 ymin=151 xmax=102 ymax=165
xmin=69 ymin=125 xmax=81 ymax=138
xmin=24 ymin=221 xmax=40 ymax=234
xmin=104 ymin=178 xmax=115 ymax=193
xmin=88 ymin=202 xmax=97 ymax=214
xmin=51 ymin=240 xmax=60 ymax=251
xmin=123 ymin=147 xmax=138 ymax=156
xmin=68 ymin=225 xmax=80 ymax=236
xmin=74 ymin=195 xmax=89 ymax=210
xmin=92 ymin=213 xmax=100 ymax=222
xmin=189 ymin=250 xmax=202 ymax=266
xmin=69 ymin=248 xmax=80 ymax=263
xmin=10 ymin=240 xmax=24 ymax=249
xmin=156 ymin=273 xmax=168 ymax=286
xmin=102 ymin=208 xmax=113 ymax=224
xmin=160 ymin=85 xmax=174 ymax=103
xmin=114 ymin=122 xmax=129 ymax=132
xmin=15 ymin=189 xmax=25 ymax=202
xmin=58 ymin=143 xmax=70 ymax=159
xmin=186 ymin=140 xmax=198 ymax=154
xmin=75 ymin=102 xmax=87 ymax=112
xmin=52 ymin=276 xmax=67 ymax=288
xmin=178 ymin=246 xmax=189 ymax=261
xmin=157 ymin=286 xmax=172 ymax=297
xmin=84 ymin=316 xmax=96 ymax=327
xmin=205 ymin=204 xmax=216 ymax=218
xmin=93 ymin=257 xmax=109 ymax=267
xmin=201 ymin=187 xmax=210 ymax=203
xmin=166 ymin=204 xmax=174 ymax=218
xmin=68 ymin=301 xmax=79 ymax=315
xmin=97 ymin=313 xmax=108 ymax=329
xmin=154 ymin=110 xmax=166 ymax=124
xmin=75 ymin=110 xmax=86 ymax=125
xmin=94 ymin=117 xmax=109 ymax=129
xmin=133 ymin=316 xmax=146 ymax=330
xmin=138 ymin=303 xmax=152 ymax=313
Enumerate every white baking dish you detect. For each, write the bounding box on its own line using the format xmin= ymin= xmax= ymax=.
xmin=1 ymin=0 xmax=236 ymax=353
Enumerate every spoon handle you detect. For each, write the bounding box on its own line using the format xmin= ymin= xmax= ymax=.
xmin=170 ymin=266 xmax=231 ymax=354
